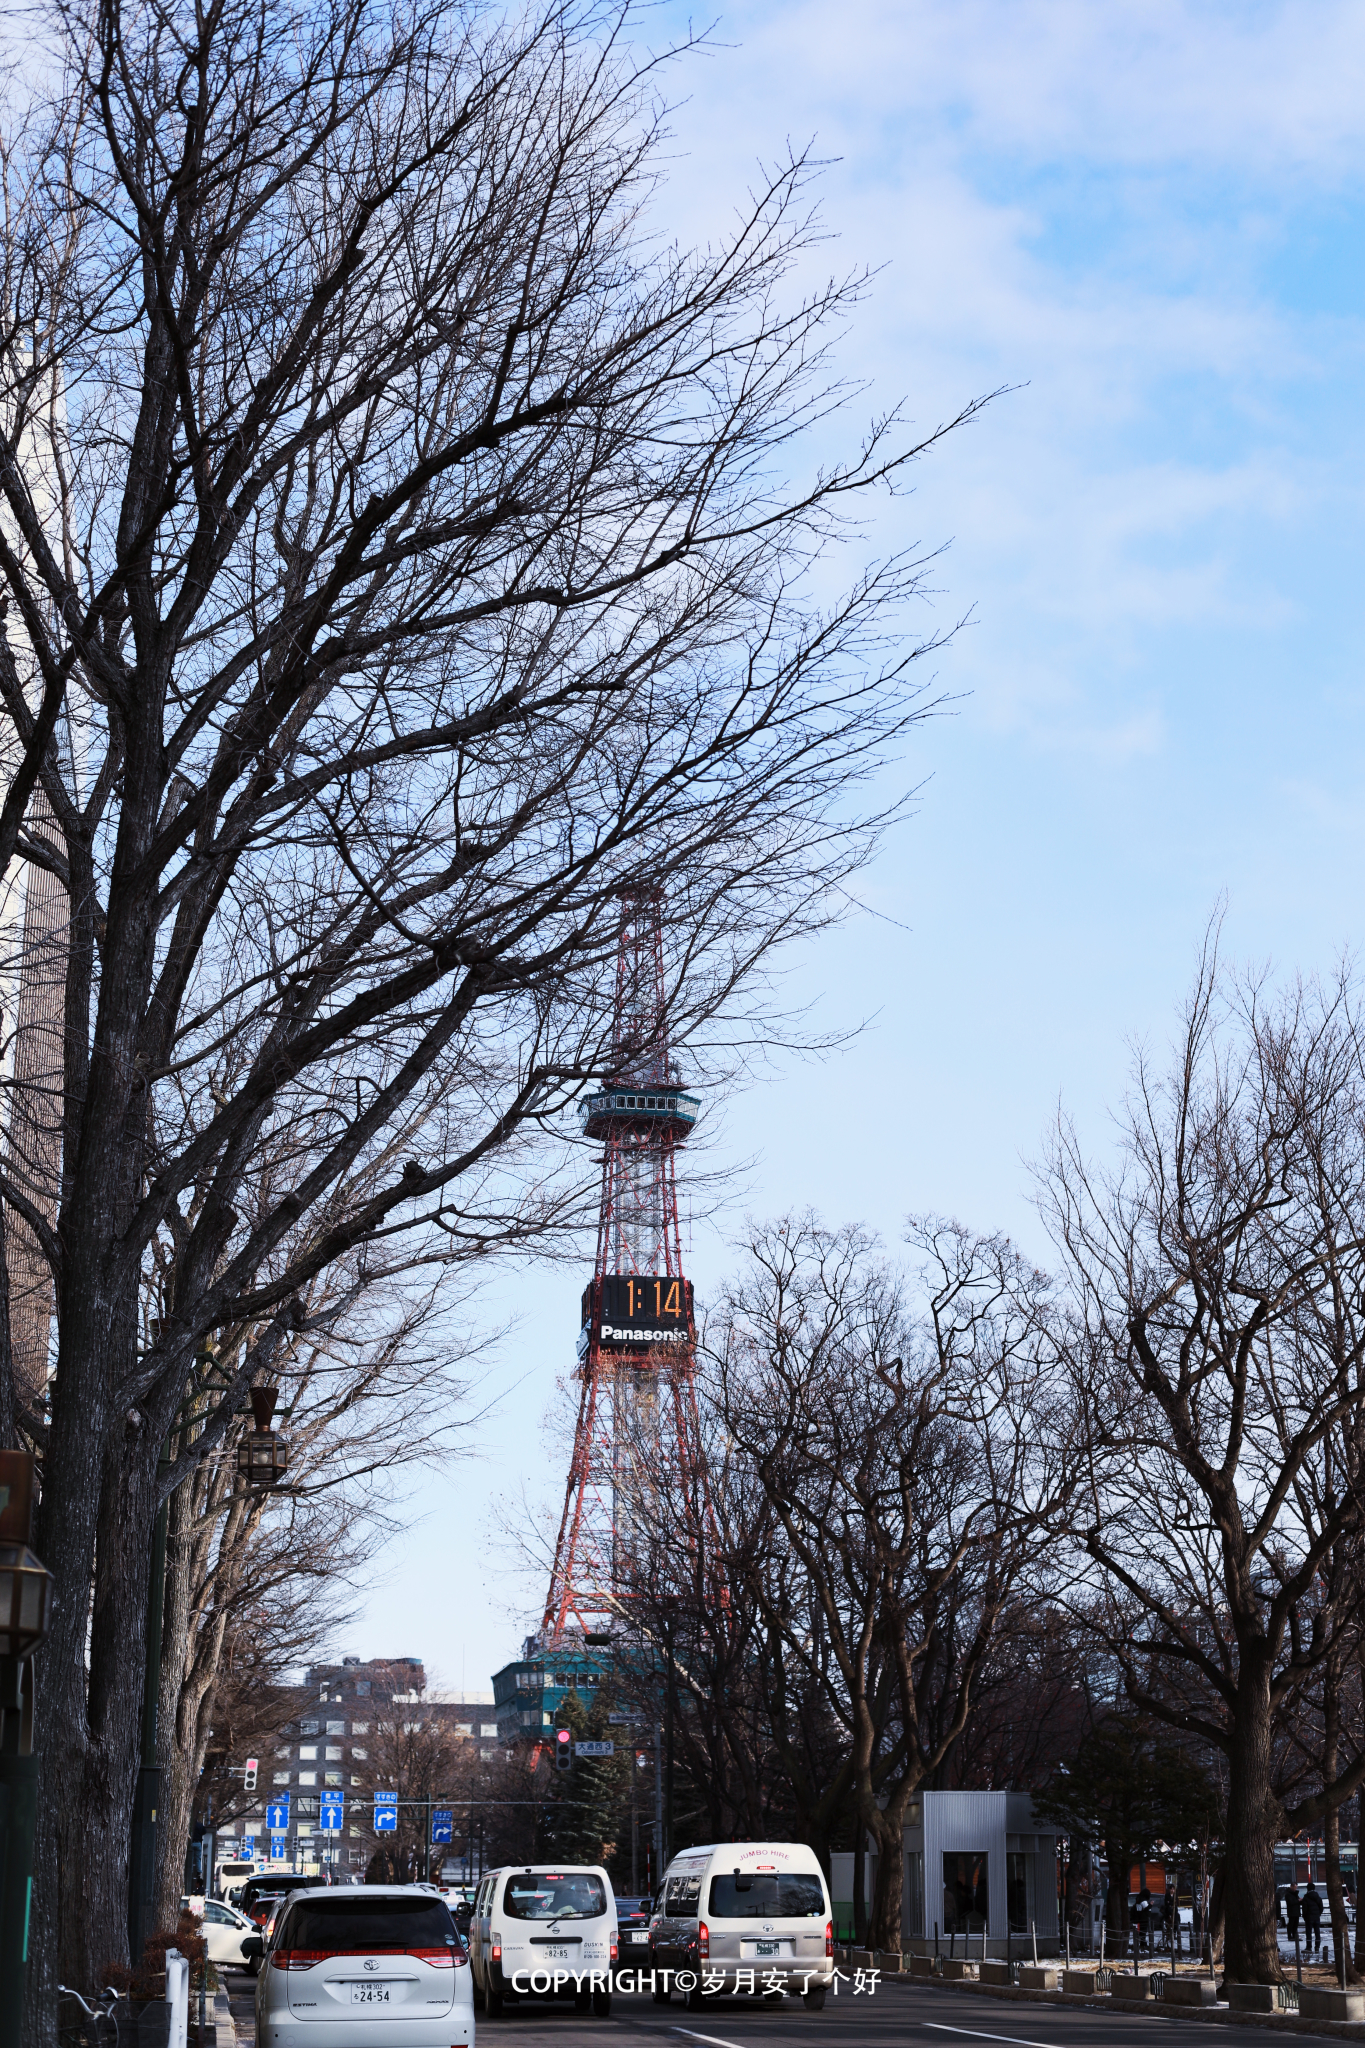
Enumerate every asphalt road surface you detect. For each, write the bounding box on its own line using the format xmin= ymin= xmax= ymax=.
xmin=220 ymin=1970 xmax=1345 ymax=2048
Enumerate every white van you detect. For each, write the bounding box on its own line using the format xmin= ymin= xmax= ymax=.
xmin=469 ymin=1864 xmax=617 ymax=2018
xmin=650 ymin=1842 xmax=834 ymax=2009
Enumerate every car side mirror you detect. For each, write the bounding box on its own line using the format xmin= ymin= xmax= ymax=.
xmin=241 ymin=1933 xmax=264 ymax=1959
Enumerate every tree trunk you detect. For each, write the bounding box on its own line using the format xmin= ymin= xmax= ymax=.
xmin=867 ymin=1802 xmax=905 ymax=1954
xmin=1220 ymin=1654 xmax=1281 ymax=1983
xmin=154 ymin=1473 xmax=198 ymax=1931
xmin=1321 ymin=1650 xmax=1359 ymax=1984
xmin=27 ymin=1318 xmax=130 ymax=2034
xmin=1107 ymin=1835 xmax=1132 ymax=1938
xmin=852 ymin=1825 xmax=866 ymax=1946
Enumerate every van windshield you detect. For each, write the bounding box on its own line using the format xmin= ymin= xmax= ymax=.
xmin=505 ymin=1873 xmax=608 ymax=1921
xmin=709 ymin=1873 xmax=826 ymax=1920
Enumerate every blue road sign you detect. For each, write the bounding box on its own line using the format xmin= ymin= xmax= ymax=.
xmin=374 ymin=1801 xmax=398 ymax=1833
xmin=320 ymin=1794 xmax=344 ymax=1832
xmin=266 ymin=1798 xmax=290 ymax=1832
xmin=432 ymin=1809 xmax=453 ymax=1843
xmin=271 ymin=1835 xmax=287 ymax=1860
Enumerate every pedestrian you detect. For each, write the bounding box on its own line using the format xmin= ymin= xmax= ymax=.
xmin=1287 ymin=1885 xmax=1302 ymax=1946
xmin=1135 ymin=1887 xmax=1152 ymax=1957
xmin=1304 ymin=1882 xmax=1324 ymax=1956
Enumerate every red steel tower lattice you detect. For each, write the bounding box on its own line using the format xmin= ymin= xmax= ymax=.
xmin=543 ymin=890 xmax=709 ymax=1641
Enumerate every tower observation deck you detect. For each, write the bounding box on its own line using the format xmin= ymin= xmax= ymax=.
xmin=541 ymin=889 xmax=713 ymax=1644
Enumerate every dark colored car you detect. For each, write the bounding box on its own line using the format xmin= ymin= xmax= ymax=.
xmin=617 ymin=1899 xmax=653 ymax=1957
xmin=239 ymin=1874 xmax=317 ymax=1929
xmin=452 ymin=1899 xmax=473 ymax=1938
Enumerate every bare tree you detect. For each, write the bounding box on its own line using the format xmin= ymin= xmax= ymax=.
xmin=151 ymin=1261 xmax=470 ymax=1928
xmin=0 ymin=0 xmax=988 ymax=2009
xmin=1043 ymin=950 xmax=1365 ymax=1984
xmin=708 ymin=1215 xmax=1069 ymax=1952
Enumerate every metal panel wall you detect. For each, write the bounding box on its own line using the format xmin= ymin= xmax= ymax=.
xmin=921 ymin=1790 xmax=1007 ymax=1940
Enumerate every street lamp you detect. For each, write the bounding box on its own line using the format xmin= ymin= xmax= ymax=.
xmin=237 ymin=1384 xmax=289 ymax=1488
xmin=0 ymin=1450 xmax=55 ymax=2048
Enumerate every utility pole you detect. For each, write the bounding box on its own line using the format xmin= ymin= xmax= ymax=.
xmin=654 ymin=1722 xmax=664 ymax=1886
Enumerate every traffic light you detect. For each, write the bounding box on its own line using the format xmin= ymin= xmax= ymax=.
xmin=555 ymin=1727 xmax=573 ymax=1772
xmin=244 ymin=1757 xmax=259 ymax=1792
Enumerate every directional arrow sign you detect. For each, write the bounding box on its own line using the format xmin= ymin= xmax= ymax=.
xmin=431 ymin=1809 xmax=453 ymax=1844
xmin=271 ymin=1835 xmax=288 ymax=1861
xmin=574 ymin=1740 xmax=615 ymax=1757
xmin=373 ymin=1801 xmax=398 ymax=1833
xmin=266 ymin=1798 xmax=290 ymax=1832
xmin=320 ymin=1794 xmax=344 ymax=1832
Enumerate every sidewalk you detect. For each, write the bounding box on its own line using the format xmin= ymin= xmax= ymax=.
xmin=876 ymin=1964 xmax=1365 ymax=2040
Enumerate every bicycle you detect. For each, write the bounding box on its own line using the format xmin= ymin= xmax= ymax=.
xmin=57 ymin=1984 xmax=121 ymax=2048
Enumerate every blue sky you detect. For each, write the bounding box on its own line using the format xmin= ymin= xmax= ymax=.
xmin=343 ymin=0 xmax=1365 ymax=1689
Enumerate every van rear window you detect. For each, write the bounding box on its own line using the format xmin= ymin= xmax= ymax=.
xmin=709 ymin=1873 xmax=825 ymax=1919
xmin=505 ymin=1873 xmax=607 ymax=1920
xmin=285 ymin=1896 xmax=455 ymax=1950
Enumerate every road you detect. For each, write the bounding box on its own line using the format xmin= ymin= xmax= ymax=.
xmin=220 ymin=1970 xmax=1343 ymax=2048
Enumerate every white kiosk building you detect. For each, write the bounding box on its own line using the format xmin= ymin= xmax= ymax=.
xmin=833 ymin=1790 xmax=1062 ymax=1957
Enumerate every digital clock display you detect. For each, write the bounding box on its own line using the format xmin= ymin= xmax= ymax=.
xmin=580 ymin=1275 xmax=694 ymax=1350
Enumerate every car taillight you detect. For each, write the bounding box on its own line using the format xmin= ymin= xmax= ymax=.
xmin=271 ymin=1951 xmax=326 ymax=1970
xmin=491 ymin=1938 xmax=502 ymax=1962
xmin=610 ymin=1933 xmax=619 ymax=1963
xmin=410 ymin=1948 xmax=455 ymax=1968
xmin=825 ymin=1920 xmax=833 ymax=1957
xmin=698 ymin=1921 xmax=709 ymax=1960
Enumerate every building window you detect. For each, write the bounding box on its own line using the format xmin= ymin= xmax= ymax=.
xmin=355 ymin=1682 xmax=371 ymax=1696
xmin=1008 ymin=1853 xmax=1030 ymax=1933
xmin=481 ymin=1724 xmax=498 ymax=1737
xmin=298 ymin=1746 xmax=318 ymax=1760
xmin=351 ymin=1747 xmax=368 ymax=1760
xmin=351 ymin=1722 xmax=369 ymax=1735
xmin=350 ymin=1774 xmax=364 ymax=1786
xmin=298 ymin=1772 xmax=317 ymax=1786
xmin=301 ymin=1720 xmax=320 ymax=1735
xmin=326 ymin=1721 xmax=346 ymax=1735
xmin=325 ymin=1772 xmax=343 ymax=1787
xmin=325 ymin=1746 xmax=342 ymax=1760
xmin=273 ymin=1772 xmax=290 ymax=1784
xmin=943 ymin=1853 xmax=988 ymax=1936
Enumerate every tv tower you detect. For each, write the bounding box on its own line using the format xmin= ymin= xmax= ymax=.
xmin=542 ymin=888 xmax=708 ymax=1642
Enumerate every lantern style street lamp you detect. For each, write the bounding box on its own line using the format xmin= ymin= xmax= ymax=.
xmin=237 ymin=1384 xmax=290 ymax=1488
xmin=0 ymin=1450 xmax=54 ymax=2048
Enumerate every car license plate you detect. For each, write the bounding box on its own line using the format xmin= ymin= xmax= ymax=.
xmin=756 ymin=1941 xmax=780 ymax=1957
xmin=351 ymin=1985 xmax=393 ymax=2003
xmin=544 ymin=1946 xmax=570 ymax=1961
xmin=630 ymin=1932 xmax=649 ymax=1944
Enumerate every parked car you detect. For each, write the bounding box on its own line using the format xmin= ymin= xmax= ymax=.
xmin=246 ymin=1884 xmax=472 ymax=2047
xmin=181 ymin=1896 xmax=259 ymax=1968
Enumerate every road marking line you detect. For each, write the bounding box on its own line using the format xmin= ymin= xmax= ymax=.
xmin=925 ymin=2026 xmax=1070 ymax=2048
xmin=671 ymin=2029 xmax=751 ymax=2048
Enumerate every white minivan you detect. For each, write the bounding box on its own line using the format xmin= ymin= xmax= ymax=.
xmin=650 ymin=1842 xmax=834 ymax=2009
xmin=469 ymin=1865 xmax=617 ymax=2018
xmin=247 ymin=1884 xmax=473 ymax=2048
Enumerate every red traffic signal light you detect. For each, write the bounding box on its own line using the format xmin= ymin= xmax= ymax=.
xmin=244 ymin=1757 xmax=259 ymax=1791
xmin=555 ymin=1727 xmax=572 ymax=1771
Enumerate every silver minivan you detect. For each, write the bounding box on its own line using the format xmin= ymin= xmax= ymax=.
xmin=650 ymin=1842 xmax=834 ymax=2009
